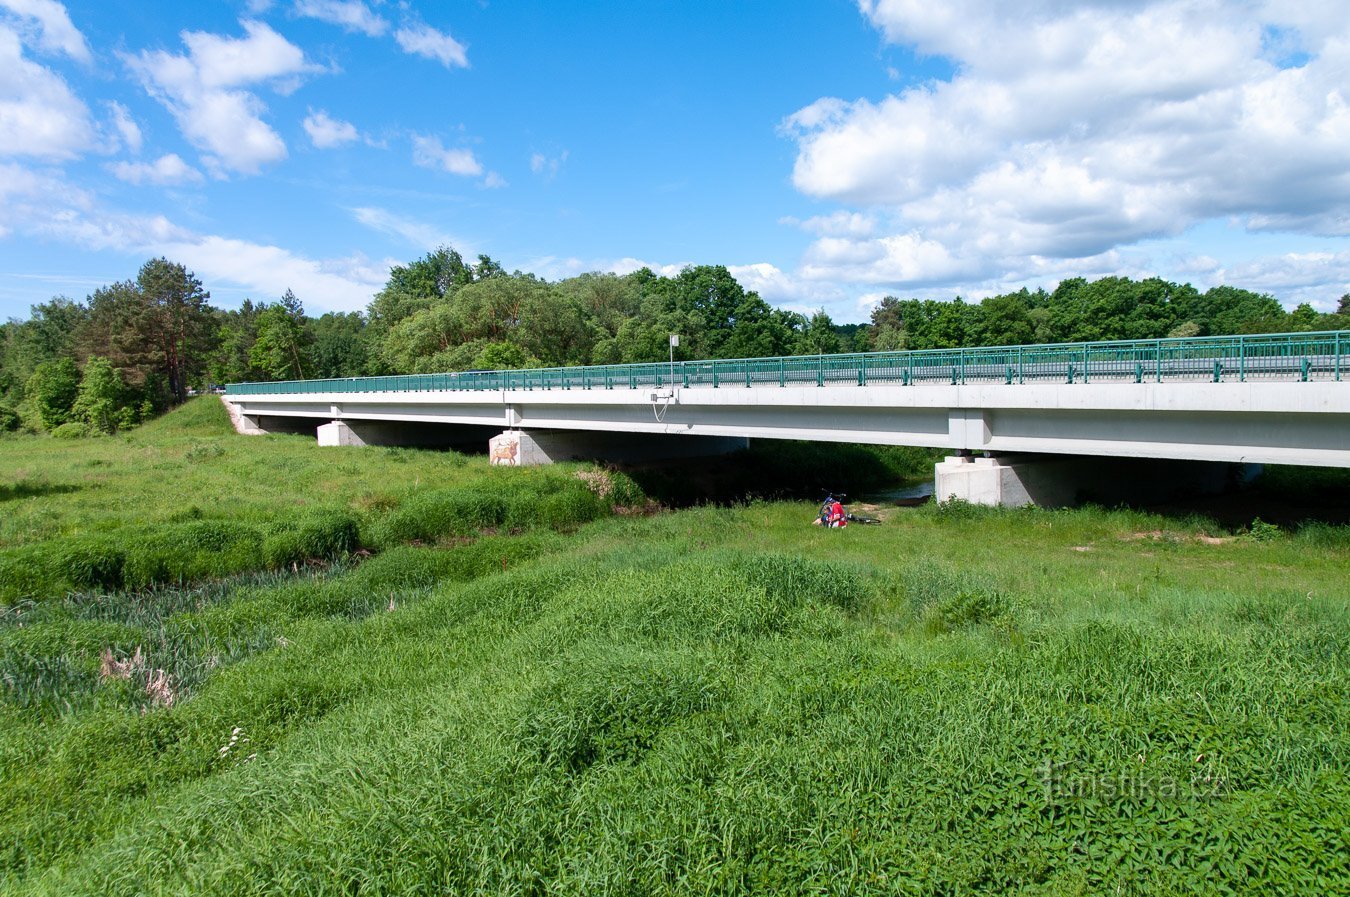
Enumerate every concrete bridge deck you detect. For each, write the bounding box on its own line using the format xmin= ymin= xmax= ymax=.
xmin=224 ymin=331 xmax=1350 ymax=504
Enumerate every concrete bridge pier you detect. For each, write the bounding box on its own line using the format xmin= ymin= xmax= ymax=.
xmin=489 ymin=429 xmax=748 ymax=467
xmin=934 ymin=453 xmax=1258 ymax=508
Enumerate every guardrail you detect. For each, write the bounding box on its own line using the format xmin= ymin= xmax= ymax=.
xmin=226 ymin=330 xmax=1349 ymax=396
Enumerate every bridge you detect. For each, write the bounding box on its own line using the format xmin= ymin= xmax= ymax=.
xmin=225 ymin=331 xmax=1350 ymax=506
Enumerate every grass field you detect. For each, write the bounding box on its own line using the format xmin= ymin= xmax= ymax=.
xmin=1 ymin=399 xmax=1346 ymax=895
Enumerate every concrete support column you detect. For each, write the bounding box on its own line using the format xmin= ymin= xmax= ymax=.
xmin=317 ymin=420 xmax=366 ymax=447
xmin=934 ymin=453 xmax=1259 ymax=508
xmin=947 ymin=408 xmax=991 ymax=450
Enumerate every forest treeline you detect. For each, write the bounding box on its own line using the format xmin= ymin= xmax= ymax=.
xmin=2 ymin=247 xmax=1347 ymax=435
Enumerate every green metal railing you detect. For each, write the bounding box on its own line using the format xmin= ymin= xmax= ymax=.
xmin=225 ymin=330 xmax=1349 ymax=396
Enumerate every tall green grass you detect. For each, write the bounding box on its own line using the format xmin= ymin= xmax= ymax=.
xmin=0 ymin=400 xmax=1346 ymax=894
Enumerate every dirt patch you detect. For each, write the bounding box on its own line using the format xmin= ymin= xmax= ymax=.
xmin=1122 ymin=530 xmax=1235 ymax=546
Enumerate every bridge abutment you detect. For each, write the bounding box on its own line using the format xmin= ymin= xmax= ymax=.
xmin=934 ymin=453 xmax=1258 ymax=508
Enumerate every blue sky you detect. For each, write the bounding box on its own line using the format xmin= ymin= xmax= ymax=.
xmin=2 ymin=1 xmax=1348 ymax=324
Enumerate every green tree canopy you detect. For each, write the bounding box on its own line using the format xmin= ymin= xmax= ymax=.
xmin=250 ymin=290 xmax=313 ymax=380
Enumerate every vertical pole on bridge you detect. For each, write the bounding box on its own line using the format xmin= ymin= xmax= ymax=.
xmin=1336 ymin=332 xmax=1342 ymax=382
xmin=1156 ymin=341 xmax=1163 ymax=383
xmin=1239 ymin=336 xmax=1246 ymax=382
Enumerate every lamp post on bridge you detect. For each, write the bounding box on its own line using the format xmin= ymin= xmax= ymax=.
xmin=670 ymin=334 xmax=679 ymax=389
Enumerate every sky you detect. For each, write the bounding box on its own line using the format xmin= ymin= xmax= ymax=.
xmin=1 ymin=0 xmax=1348 ymax=324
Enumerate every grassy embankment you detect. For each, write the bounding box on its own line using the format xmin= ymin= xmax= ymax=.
xmin=0 ymin=399 xmax=1346 ymax=895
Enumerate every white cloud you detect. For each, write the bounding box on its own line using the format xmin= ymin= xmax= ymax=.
xmin=303 ymin=108 xmax=358 ymax=148
xmin=481 ymin=170 xmax=506 ymax=189
xmin=0 ymin=24 xmax=91 ymax=158
xmin=126 ymin=19 xmax=322 ymax=175
xmin=529 ymin=149 xmax=568 ymax=179
xmin=607 ymin=257 xmax=687 ymax=279
xmin=411 ymin=133 xmax=481 ymax=177
xmin=108 ymin=153 xmax=203 ymax=186
xmin=1209 ymin=248 xmax=1350 ymax=311
xmin=350 ymin=205 xmax=465 ymax=250
xmin=153 ymin=235 xmax=385 ymax=312
xmin=0 ymin=160 xmax=188 ymax=248
xmin=783 ymin=210 xmax=876 ymax=238
xmin=294 ymin=1 xmax=388 ymax=37
xmin=106 ymin=101 xmax=142 ymax=154
xmin=782 ymin=1 xmax=1350 ymax=292
xmin=0 ymin=0 xmax=91 ymax=62
xmin=0 ymin=160 xmax=384 ymax=312
xmin=394 ymin=22 xmax=468 ymax=68
xmin=728 ymin=262 xmax=846 ymax=307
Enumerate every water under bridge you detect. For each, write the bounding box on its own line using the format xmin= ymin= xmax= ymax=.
xmin=225 ymin=331 xmax=1350 ymax=506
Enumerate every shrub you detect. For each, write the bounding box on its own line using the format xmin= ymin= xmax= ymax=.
xmin=62 ymin=538 xmax=128 ymax=591
xmin=898 ymin=561 xmax=1008 ymax=633
xmin=263 ymin=511 xmax=361 ymax=568
xmin=369 ymin=487 xmax=512 ymax=547
xmin=534 ymin=485 xmax=607 ymax=531
xmin=184 ymin=442 xmax=226 ymax=462
xmin=0 ymin=405 xmax=19 ymax=433
xmin=517 ymin=649 xmax=724 ymax=772
xmin=0 ymin=545 xmax=61 ymax=601
xmin=50 ymin=421 xmax=92 ymax=439
xmin=1247 ymin=517 xmax=1282 ymax=542
xmin=729 ymin=553 xmax=865 ymax=614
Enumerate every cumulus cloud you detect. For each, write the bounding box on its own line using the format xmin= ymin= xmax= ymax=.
xmin=303 ymin=108 xmax=358 ymax=148
xmin=294 ymin=0 xmax=388 ymax=37
xmin=607 ymin=257 xmax=687 ymax=279
xmin=394 ymin=21 xmax=468 ymax=68
xmin=411 ymin=134 xmax=480 ymax=175
xmin=0 ymin=0 xmax=91 ymax=62
xmin=125 ymin=19 xmax=322 ymax=175
xmin=0 ymin=24 xmax=91 ymax=158
xmin=108 ymin=153 xmax=203 ymax=186
xmin=782 ymin=0 xmax=1350 ymax=298
xmin=728 ymin=262 xmax=847 ymax=308
xmin=153 ymin=235 xmax=386 ymax=311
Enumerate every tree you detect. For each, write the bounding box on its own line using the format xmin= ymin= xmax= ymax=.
xmin=135 ymin=259 xmax=216 ymax=402
xmin=25 ymin=357 xmax=80 ymax=429
xmin=0 ymin=297 xmax=88 ymax=402
xmin=210 ymin=299 xmax=267 ymax=385
xmin=1338 ymin=294 xmax=1350 ymax=315
xmin=71 ymin=356 xmax=126 ymax=434
xmin=308 ymin=312 xmax=370 ymax=378
xmin=81 ymin=261 xmax=215 ymax=404
xmin=472 ymin=341 xmax=534 ymax=370
xmin=250 ymin=290 xmax=313 ymax=380
xmin=794 ymin=310 xmax=843 ymax=355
